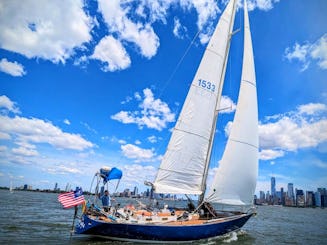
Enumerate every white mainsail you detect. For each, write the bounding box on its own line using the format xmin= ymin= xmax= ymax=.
xmin=207 ymin=0 xmax=258 ymax=206
xmin=153 ymin=0 xmax=238 ymax=195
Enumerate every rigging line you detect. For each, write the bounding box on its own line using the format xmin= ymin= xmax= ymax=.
xmin=151 ymin=28 xmax=202 ymax=168
xmin=115 ymin=32 xmax=202 ymax=169
xmin=157 ymin=28 xmax=202 ymax=99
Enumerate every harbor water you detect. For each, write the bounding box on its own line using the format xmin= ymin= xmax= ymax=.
xmin=0 ymin=190 xmax=326 ymax=244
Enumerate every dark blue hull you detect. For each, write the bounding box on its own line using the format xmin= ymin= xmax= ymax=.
xmin=75 ymin=213 xmax=253 ymax=242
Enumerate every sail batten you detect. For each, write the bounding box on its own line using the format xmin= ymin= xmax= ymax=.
xmin=153 ymin=0 xmax=238 ymax=195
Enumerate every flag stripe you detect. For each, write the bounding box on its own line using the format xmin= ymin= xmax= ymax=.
xmin=58 ymin=191 xmax=85 ymax=209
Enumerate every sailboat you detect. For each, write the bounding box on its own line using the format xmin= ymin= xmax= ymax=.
xmin=9 ymin=181 xmax=14 ymax=193
xmin=75 ymin=0 xmax=258 ymax=241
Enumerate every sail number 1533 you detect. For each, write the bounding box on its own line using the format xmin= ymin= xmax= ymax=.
xmin=198 ymin=79 xmax=215 ymax=92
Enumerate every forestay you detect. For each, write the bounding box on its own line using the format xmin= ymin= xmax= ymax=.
xmin=153 ymin=0 xmax=237 ymax=195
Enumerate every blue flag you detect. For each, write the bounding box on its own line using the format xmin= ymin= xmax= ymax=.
xmin=74 ymin=187 xmax=83 ymax=197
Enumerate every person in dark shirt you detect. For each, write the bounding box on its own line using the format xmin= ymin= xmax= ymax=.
xmin=101 ymin=190 xmax=111 ymax=212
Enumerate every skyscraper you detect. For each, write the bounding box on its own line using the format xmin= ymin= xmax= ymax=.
xmin=287 ymin=183 xmax=294 ymax=199
xmin=281 ymin=187 xmax=285 ymax=205
xmin=133 ymin=186 xmax=138 ymax=196
xmin=271 ymin=177 xmax=276 ymax=197
xmin=317 ymin=188 xmax=327 ymax=207
xmin=296 ymin=189 xmax=305 ymax=207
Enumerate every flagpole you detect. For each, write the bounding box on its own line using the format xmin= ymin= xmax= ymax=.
xmin=70 ymin=206 xmax=78 ymax=240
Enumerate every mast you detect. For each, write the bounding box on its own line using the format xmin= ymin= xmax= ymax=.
xmin=198 ymin=0 xmax=238 ymax=204
xmin=153 ymin=0 xmax=239 ymax=196
xmin=207 ymin=0 xmax=258 ymax=206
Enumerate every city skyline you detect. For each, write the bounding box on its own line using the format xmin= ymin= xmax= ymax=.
xmin=256 ymin=176 xmax=326 ymax=207
xmin=0 ymin=0 xmax=326 ymax=194
xmin=5 ymin=176 xmax=326 ymax=198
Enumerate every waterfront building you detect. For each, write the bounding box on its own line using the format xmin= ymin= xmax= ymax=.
xmin=257 ymin=184 xmax=327 ymax=207
xmin=323 ymin=195 xmax=327 ymax=207
xmin=133 ymin=186 xmax=138 ymax=196
xmin=315 ymin=191 xmax=322 ymax=207
xmin=65 ymin=183 xmax=71 ymax=192
xmin=317 ymin=188 xmax=326 ymax=195
xmin=306 ymin=191 xmax=314 ymax=207
xmin=266 ymin=191 xmax=270 ymax=202
xmin=275 ymin=191 xmax=281 ymax=205
xmin=280 ymin=187 xmax=285 ymax=205
xmin=285 ymin=195 xmax=294 ymax=206
xmin=287 ymin=183 xmax=294 ymax=200
xmin=317 ymin=188 xmax=327 ymax=207
xmin=259 ymin=191 xmax=265 ymax=204
xmin=296 ymin=189 xmax=305 ymax=207
xmin=123 ymin=188 xmax=131 ymax=197
xmin=271 ymin=177 xmax=276 ymax=197
xmin=23 ymin=184 xmax=32 ymax=190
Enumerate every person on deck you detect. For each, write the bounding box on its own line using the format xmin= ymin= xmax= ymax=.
xmin=101 ymin=190 xmax=111 ymax=212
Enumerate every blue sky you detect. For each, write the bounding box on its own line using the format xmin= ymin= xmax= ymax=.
xmin=0 ymin=0 xmax=326 ymax=196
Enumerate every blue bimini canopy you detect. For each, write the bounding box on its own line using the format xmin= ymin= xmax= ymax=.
xmin=100 ymin=167 xmax=123 ymax=184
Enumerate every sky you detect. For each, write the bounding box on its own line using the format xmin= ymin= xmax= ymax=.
xmin=0 ymin=0 xmax=326 ymax=197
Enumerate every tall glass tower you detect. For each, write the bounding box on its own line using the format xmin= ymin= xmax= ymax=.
xmin=271 ymin=177 xmax=276 ymax=197
xmin=287 ymin=183 xmax=294 ymax=199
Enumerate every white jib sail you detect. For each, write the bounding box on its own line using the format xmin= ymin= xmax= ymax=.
xmin=207 ymin=0 xmax=258 ymax=205
xmin=153 ymin=0 xmax=237 ymax=195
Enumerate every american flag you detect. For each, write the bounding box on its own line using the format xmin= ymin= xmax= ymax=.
xmin=58 ymin=187 xmax=85 ymax=209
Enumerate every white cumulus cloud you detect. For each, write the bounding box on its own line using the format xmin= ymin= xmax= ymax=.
xmin=260 ymin=116 xmax=327 ymax=152
xmin=147 ymin=135 xmax=158 ymax=143
xmin=298 ymin=103 xmax=327 ymax=115
xmin=310 ymin=34 xmax=327 ymax=69
xmin=284 ymin=33 xmax=327 ymax=71
xmin=0 ymin=115 xmax=94 ymax=151
xmin=223 ymin=102 xmax=327 ymax=161
xmin=97 ymin=0 xmax=160 ymax=59
xmin=121 ymin=144 xmax=155 ymax=163
xmin=0 ymin=58 xmax=26 ymax=77
xmin=246 ymin=0 xmax=280 ymax=11
xmin=111 ymin=88 xmax=175 ymax=131
xmin=173 ymin=17 xmax=187 ymax=39
xmin=91 ymin=35 xmax=131 ymax=72
xmin=121 ymin=164 xmax=157 ymax=188
xmin=12 ymin=146 xmax=38 ymax=157
xmin=219 ymin=95 xmax=236 ymax=113
xmin=259 ymin=149 xmax=285 ymax=161
xmin=63 ymin=119 xmax=71 ymax=125
xmin=0 ymin=0 xmax=93 ymax=63
xmin=0 ymin=95 xmax=21 ymax=114
xmin=259 ymin=102 xmax=327 ymax=156
xmin=47 ymin=164 xmax=83 ymax=175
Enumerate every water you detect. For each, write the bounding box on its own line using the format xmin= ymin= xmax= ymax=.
xmin=0 ymin=190 xmax=326 ymax=244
